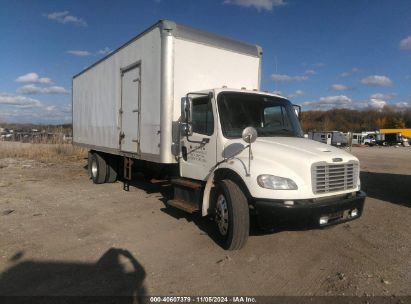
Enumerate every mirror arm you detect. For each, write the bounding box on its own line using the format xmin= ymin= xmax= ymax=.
xmin=247 ymin=139 xmax=253 ymax=177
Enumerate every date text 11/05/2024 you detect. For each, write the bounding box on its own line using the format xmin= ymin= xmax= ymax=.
xmin=149 ymin=296 xmax=257 ymax=303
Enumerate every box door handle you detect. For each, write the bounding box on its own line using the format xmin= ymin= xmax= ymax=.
xmin=119 ymin=132 xmax=125 ymax=145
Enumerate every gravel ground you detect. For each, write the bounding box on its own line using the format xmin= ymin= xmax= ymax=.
xmin=0 ymin=144 xmax=410 ymax=297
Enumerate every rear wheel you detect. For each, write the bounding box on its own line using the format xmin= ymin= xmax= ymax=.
xmin=214 ymin=179 xmax=249 ymax=250
xmin=90 ymin=153 xmax=107 ymax=184
xmin=105 ymin=156 xmax=118 ymax=183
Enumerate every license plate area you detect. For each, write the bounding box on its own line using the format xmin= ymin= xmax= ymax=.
xmin=319 ymin=209 xmax=353 ymax=225
xmin=327 ymin=210 xmax=344 ymax=220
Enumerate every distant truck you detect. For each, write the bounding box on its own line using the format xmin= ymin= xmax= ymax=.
xmin=380 ymin=129 xmax=411 ymax=139
xmin=307 ymin=131 xmax=348 ymax=147
xmin=72 ymin=20 xmax=365 ymax=250
xmin=379 ymin=129 xmax=410 ymax=146
xmin=376 ymin=132 xmax=408 ymax=146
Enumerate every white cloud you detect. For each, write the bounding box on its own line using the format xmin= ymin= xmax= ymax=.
xmin=303 ymin=95 xmax=352 ymax=110
xmin=67 ymin=48 xmax=113 ymax=57
xmin=312 ymin=62 xmax=325 ymax=68
xmin=0 ymin=93 xmax=43 ymax=108
xmin=361 ymin=75 xmax=393 ymax=87
xmin=288 ymin=90 xmax=304 ymax=98
xmin=370 ymin=93 xmax=397 ymax=100
xmin=16 ymin=72 xmax=52 ymax=84
xmin=354 ymin=98 xmax=409 ymax=111
xmin=46 ymin=86 xmax=69 ymax=94
xmin=400 ymin=36 xmax=411 ymax=50
xmin=303 ymin=62 xmax=325 ymax=69
xmin=0 ymin=94 xmax=72 ymax=123
xmin=0 ymin=107 xmax=71 ymax=124
xmin=271 ymin=74 xmax=308 ymax=82
xmin=394 ymin=102 xmax=410 ymax=109
xmin=67 ymin=50 xmax=92 ymax=57
xmin=329 ymin=84 xmax=350 ymax=91
xmin=302 ymin=93 xmax=410 ymax=112
xmin=97 ymin=47 xmax=112 ymax=56
xmin=45 ymin=11 xmax=87 ymax=27
xmin=340 ymin=67 xmax=361 ymax=77
xmin=17 ymin=84 xmax=69 ymax=95
xmin=304 ymin=69 xmax=316 ymax=75
xmin=272 ymin=90 xmax=283 ymax=96
xmin=367 ymin=98 xmax=387 ymax=110
xmin=223 ymin=0 xmax=286 ymax=11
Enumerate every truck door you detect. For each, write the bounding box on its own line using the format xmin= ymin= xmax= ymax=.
xmin=179 ymin=95 xmax=217 ymax=181
xmin=120 ymin=63 xmax=141 ymax=154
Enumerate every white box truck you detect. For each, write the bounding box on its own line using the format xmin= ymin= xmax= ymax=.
xmin=73 ymin=20 xmax=366 ymax=250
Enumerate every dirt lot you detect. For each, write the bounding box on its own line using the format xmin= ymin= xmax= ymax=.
xmin=0 ymin=143 xmax=410 ymax=297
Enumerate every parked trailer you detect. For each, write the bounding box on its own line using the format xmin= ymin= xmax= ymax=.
xmin=351 ymin=132 xmax=376 ymax=146
xmin=307 ymin=131 xmax=348 ymax=147
xmin=73 ymin=20 xmax=365 ymax=250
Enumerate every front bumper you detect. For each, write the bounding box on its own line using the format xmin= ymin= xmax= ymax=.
xmin=254 ymin=191 xmax=366 ymax=229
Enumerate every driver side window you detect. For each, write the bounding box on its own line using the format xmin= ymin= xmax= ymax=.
xmin=192 ymin=97 xmax=214 ymax=136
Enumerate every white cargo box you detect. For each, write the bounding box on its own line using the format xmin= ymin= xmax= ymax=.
xmin=73 ymin=20 xmax=262 ymax=163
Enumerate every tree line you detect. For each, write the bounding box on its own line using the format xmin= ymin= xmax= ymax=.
xmin=300 ymin=106 xmax=411 ymax=132
xmin=2 ymin=107 xmax=411 ymax=134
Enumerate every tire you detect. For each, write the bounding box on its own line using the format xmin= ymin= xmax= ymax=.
xmin=214 ymin=179 xmax=249 ymax=250
xmin=90 ymin=153 xmax=107 ymax=184
xmin=105 ymin=156 xmax=118 ymax=183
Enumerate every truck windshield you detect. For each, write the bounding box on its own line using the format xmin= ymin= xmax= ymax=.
xmin=217 ymin=92 xmax=303 ymax=138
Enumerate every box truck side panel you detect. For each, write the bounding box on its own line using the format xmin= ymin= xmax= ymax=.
xmin=73 ymin=27 xmax=161 ymax=158
xmin=172 ymin=38 xmax=261 ymax=120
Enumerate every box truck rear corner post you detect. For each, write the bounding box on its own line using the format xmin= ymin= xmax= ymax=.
xmin=72 ymin=20 xmax=366 ymax=250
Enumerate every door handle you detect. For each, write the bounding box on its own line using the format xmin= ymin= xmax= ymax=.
xmin=119 ymin=132 xmax=125 ymax=145
xmin=182 ymin=146 xmax=188 ymax=161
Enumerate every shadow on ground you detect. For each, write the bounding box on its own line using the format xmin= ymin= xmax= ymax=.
xmin=0 ymin=248 xmax=146 ymax=301
xmin=361 ymin=171 xmax=411 ymax=207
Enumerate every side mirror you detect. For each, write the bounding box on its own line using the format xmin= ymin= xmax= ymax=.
xmin=181 ymin=97 xmax=193 ymax=136
xmin=242 ymin=126 xmax=258 ymax=144
xmin=293 ymin=104 xmax=301 ymax=118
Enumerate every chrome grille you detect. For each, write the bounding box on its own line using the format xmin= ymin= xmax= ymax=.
xmin=312 ymin=161 xmax=358 ymax=194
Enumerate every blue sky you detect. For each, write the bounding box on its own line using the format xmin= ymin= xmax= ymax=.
xmin=1 ymin=0 xmax=411 ymax=124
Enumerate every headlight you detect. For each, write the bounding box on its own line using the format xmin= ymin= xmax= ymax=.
xmin=257 ymin=175 xmax=298 ymax=190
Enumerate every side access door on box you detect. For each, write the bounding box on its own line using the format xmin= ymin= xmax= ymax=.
xmin=120 ymin=63 xmax=141 ymax=154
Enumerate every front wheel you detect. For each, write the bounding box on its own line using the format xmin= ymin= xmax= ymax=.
xmin=214 ymin=179 xmax=249 ymax=250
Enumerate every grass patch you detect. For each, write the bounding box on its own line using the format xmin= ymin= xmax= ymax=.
xmin=0 ymin=142 xmax=86 ymax=163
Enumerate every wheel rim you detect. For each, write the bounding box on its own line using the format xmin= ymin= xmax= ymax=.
xmin=91 ymin=159 xmax=98 ymax=178
xmin=215 ymin=194 xmax=229 ymax=236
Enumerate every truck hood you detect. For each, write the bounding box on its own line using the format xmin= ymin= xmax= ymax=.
xmin=253 ymin=137 xmax=355 ymax=163
xmin=221 ymin=136 xmax=360 ymax=199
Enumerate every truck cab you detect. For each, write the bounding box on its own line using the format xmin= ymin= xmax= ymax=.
xmin=176 ymin=88 xmax=365 ymax=250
